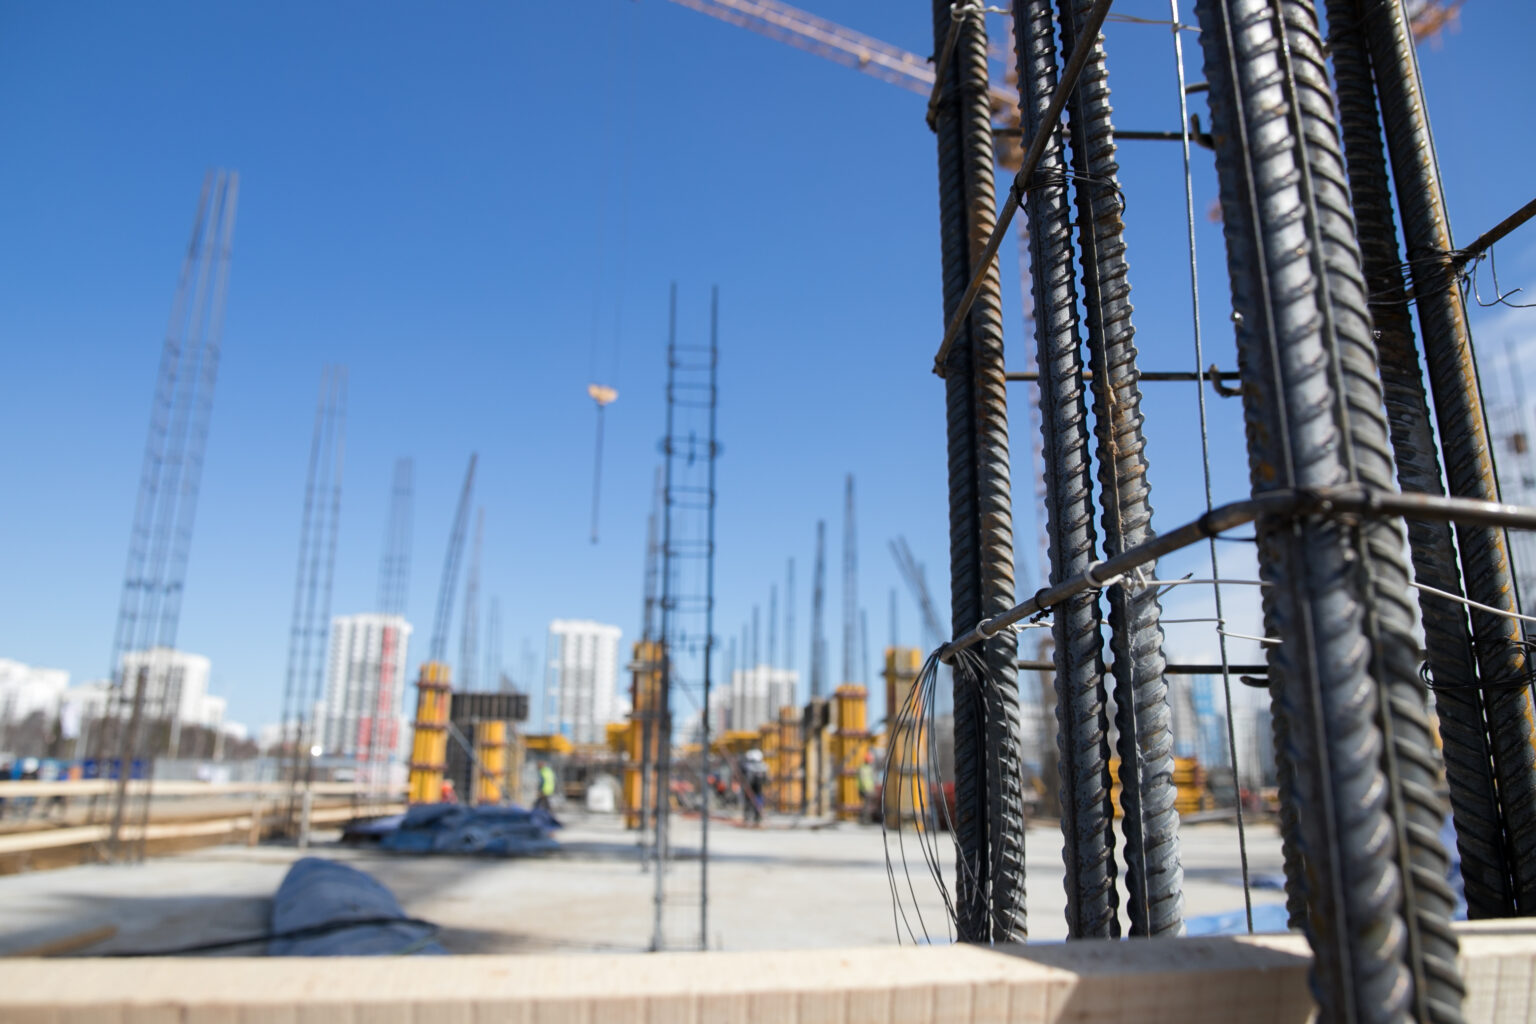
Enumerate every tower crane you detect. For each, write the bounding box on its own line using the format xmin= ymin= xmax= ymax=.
xmin=842 ymin=474 xmax=858 ymax=685
xmin=666 ymin=0 xmax=1462 ymax=587
xmin=430 ymin=454 xmax=478 ymax=664
xmin=408 ymin=453 xmax=478 ymax=804
xmin=460 ymin=507 xmax=485 ymax=689
xmin=588 ymin=383 xmax=618 ymax=545
xmin=666 ymin=0 xmax=1462 ymax=115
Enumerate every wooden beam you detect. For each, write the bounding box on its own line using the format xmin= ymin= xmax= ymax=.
xmin=0 ymin=779 xmax=398 ymax=798
xmin=0 ymin=922 xmax=1530 ymax=1024
xmin=0 ymin=804 xmax=403 ymax=856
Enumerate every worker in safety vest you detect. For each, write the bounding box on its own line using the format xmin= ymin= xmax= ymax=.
xmin=535 ymin=760 xmax=557 ymax=814
xmin=857 ymin=751 xmax=877 ymax=823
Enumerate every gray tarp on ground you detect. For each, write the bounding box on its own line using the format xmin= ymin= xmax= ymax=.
xmin=375 ymin=803 xmax=560 ymax=856
xmin=268 ymin=857 xmax=447 ymax=955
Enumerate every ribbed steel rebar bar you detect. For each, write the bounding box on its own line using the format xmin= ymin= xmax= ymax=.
xmin=1057 ymin=0 xmax=1181 ymax=938
xmin=1268 ymin=661 xmax=1309 ymax=929
xmin=1361 ymin=0 xmax=1536 ymax=918
xmin=1316 ymin=7 xmax=1466 ymax=1010
xmin=930 ymin=0 xmax=1029 ymax=944
xmin=1195 ymin=0 xmax=1464 ymax=1019
xmin=1327 ymin=0 xmax=1511 ymax=922
xmin=1010 ymin=0 xmax=1117 ymax=941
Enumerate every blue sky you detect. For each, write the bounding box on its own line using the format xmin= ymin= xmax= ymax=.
xmin=1 ymin=1 xmax=1532 ymax=733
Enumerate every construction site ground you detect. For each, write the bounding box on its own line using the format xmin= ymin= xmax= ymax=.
xmin=0 ymin=811 xmax=1286 ymax=956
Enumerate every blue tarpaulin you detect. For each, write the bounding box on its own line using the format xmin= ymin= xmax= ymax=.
xmin=374 ymin=803 xmax=561 ymax=856
xmin=268 ymin=857 xmax=447 ymax=956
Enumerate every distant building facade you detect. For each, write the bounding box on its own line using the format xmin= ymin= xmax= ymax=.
xmin=320 ymin=614 xmax=413 ymax=759
xmin=717 ymin=666 xmax=797 ymax=736
xmin=545 ymin=620 xmax=623 ymax=744
xmin=117 ymin=648 xmax=222 ymax=733
xmin=0 ymin=659 xmax=69 ymax=727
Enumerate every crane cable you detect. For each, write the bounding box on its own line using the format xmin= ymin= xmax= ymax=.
xmin=586 ymin=0 xmax=637 ymax=544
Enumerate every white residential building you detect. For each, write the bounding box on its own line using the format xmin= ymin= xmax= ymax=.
xmin=319 ymin=614 xmax=413 ymax=759
xmin=0 ymin=659 xmax=69 ymax=726
xmin=718 ymin=666 xmax=797 ymax=735
xmin=117 ymin=648 xmax=222 ymax=730
xmin=59 ymin=679 xmax=111 ymax=742
xmin=545 ymin=620 xmax=623 ymax=744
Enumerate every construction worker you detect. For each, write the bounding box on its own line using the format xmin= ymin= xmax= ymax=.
xmin=535 ymin=760 xmax=557 ymax=815
xmin=857 ymin=751 xmax=877 ymax=823
xmin=742 ymin=750 xmax=766 ymax=826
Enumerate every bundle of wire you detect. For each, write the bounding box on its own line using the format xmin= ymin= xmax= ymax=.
xmin=880 ymin=645 xmax=1000 ymax=944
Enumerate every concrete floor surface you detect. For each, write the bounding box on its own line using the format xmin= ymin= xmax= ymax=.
xmin=0 ymin=812 xmax=1286 ymax=956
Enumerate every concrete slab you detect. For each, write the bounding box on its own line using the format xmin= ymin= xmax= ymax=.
xmin=0 ymin=812 xmax=1287 ymax=955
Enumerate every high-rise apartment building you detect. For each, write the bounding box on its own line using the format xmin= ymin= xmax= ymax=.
xmin=718 ymin=666 xmax=797 ymax=735
xmin=545 ymin=620 xmax=623 ymax=744
xmin=0 ymin=659 xmax=69 ymax=727
xmin=116 ymin=648 xmax=221 ymax=737
xmin=320 ymin=614 xmax=413 ymax=759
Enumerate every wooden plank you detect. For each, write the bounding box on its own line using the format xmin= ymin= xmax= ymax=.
xmin=0 ymin=805 xmax=403 ymax=856
xmin=0 ymin=924 xmax=1531 ymax=1023
xmin=0 ymin=780 xmax=398 ymax=798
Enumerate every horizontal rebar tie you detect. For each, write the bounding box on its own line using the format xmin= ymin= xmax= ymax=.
xmin=940 ymin=486 xmax=1536 ymax=661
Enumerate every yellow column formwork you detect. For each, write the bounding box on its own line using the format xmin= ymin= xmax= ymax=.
xmin=475 ymin=719 xmax=508 ymax=804
xmin=759 ymin=721 xmax=780 ymax=811
xmin=623 ymin=639 xmax=664 ymax=830
xmin=882 ymin=648 xmax=927 ymax=828
xmin=775 ymin=705 xmax=803 ymax=812
xmin=1108 ymin=756 xmax=1210 ymax=819
xmin=506 ymin=728 xmax=525 ymax=806
xmin=832 ymin=684 xmax=871 ymax=821
xmin=407 ymin=661 xmax=452 ymax=804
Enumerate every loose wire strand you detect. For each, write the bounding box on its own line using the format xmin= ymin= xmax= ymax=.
xmin=882 ymin=650 xmax=941 ymax=943
xmin=883 ymin=647 xmax=1010 ymax=944
xmin=1218 ymin=630 xmax=1283 ymax=647
xmin=1411 ymin=580 xmax=1536 ymax=627
xmin=1169 ymin=0 xmax=1254 ymax=932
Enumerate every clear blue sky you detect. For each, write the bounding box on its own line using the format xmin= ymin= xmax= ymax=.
xmin=1 ymin=1 xmax=1531 ymax=733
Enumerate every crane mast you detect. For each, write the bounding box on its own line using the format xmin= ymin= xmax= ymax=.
xmin=429 ymin=455 xmax=478 ymax=664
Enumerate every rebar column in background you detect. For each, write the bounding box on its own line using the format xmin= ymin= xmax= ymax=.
xmin=650 ymin=286 xmax=679 ymax=953
xmin=1362 ymin=0 xmax=1536 ymax=917
xmin=929 ymin=0 xmax=1028 ymax=943
xmin=1194 ymin=0 xmax=1465 ymax=1020
xmin=1327 ymin=0 xmax=1512 ymax=921
xmin=1057 ymin=0 xmax=1182 ymax=938
xmin=1009 ymin=0 xmax=1117 ymax=940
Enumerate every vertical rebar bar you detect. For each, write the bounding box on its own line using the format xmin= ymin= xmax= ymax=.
xmin=1194 ymin=0 xmax=1465 ymax=1019
xmin=1361 ymin=0 xmax=1536 ymax=917
xmin=651 ymin=284 xmax=678 ymax=952
xmin=927 ymin=0 xmax=1026 ymax=945
xmin=932 ymin=0 xmax=1028 ymax=944
xmin=1327 ymin=0 xmax=1511 ymax=921
xmin=1009 ymin=0 xmax=1116 ymax=940
xmin=1057 ymin=0 xmax=1182 ymax=938
xmin=1167 ymin=0 xmax=1255 ymax=932
xmin=699 ymin=285 xmax=720 ymax=951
